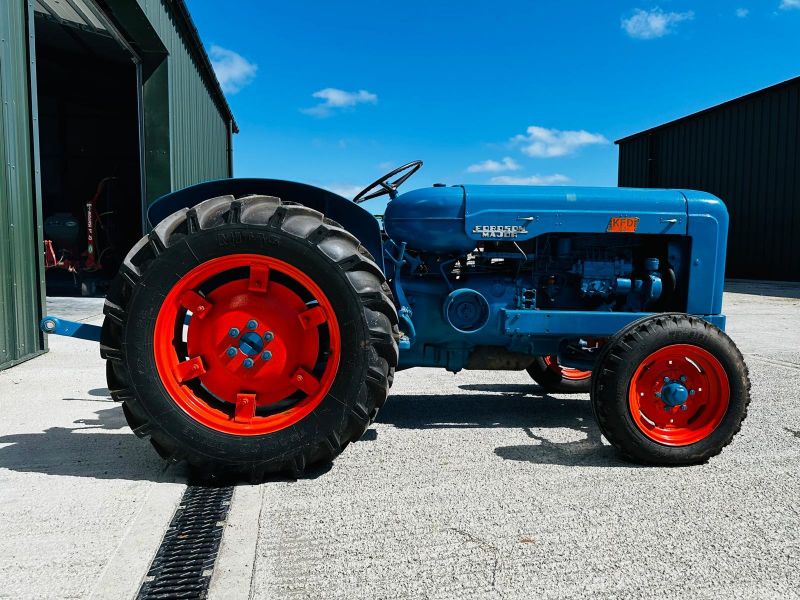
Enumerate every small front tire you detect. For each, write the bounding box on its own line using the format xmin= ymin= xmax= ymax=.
xmin=591 ymin=313 xmax=750 ymax=465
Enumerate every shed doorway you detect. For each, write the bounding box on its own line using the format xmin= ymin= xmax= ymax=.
xmin=34 ymin=4 xmax=143 ymax=296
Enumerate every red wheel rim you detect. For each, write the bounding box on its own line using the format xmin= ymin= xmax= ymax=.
xmin=628 ymin=344 xmax=729 ymax=446
xmin=543 ymin=355 xmax=592 ymax=381
xmin=153 ymin=254 xmax=341 ymax=435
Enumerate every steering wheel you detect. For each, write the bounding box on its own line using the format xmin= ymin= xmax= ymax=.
xmin=353 ymin=160 xmax=423 ymax=203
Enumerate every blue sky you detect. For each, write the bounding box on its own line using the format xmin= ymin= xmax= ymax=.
xmin=188 ymin=1 xmax=800 ymax=196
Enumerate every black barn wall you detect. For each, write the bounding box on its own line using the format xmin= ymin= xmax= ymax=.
xmin=617 ymin=78 xmax=800 ymax=281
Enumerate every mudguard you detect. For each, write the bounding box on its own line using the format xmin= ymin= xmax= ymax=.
xmin=147 ymin=179 xmax=384 ymax=269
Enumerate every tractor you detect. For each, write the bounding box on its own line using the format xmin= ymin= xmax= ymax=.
xmin=40 ymin=161 xmax=750 ymax=479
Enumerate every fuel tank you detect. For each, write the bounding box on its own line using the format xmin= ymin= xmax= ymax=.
xmin=383 ymin=185 xmax=692 ymax=253
xmin=383 ymin=185 xmax=472 ymax=253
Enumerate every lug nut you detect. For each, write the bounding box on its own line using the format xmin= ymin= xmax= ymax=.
xmin=664 ymin=377 xmax=670 ymax=383
xmin=228 ymin=327 xmax=240 ymax=337
xmin=246 ymin=320 xmax=258 ymax=330
xmin=680 ymin=404 xmax=688 ymax=411
xmin=689 ymin=389 xmax=696 ymax=396
xmin=261 ymin=350 xmax=272 ymax=361
xmin=655 ymin=392 xmax=662 ymax=398
xmin=264 ymin=331 xmax=274 ymax=343
xmin=243 ymin=358 xmax=254 ymax=369
xmin=679 ymin=375 xmax=687 ymax=382
xmin=226 ymin=347 xmax=237 ymax=358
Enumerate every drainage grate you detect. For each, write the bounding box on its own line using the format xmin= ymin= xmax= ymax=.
xmin=137 ymin=484 xmax=234 ymax=599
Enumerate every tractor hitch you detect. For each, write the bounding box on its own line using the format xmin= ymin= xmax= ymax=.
xmin=40 ymin=316 xmax=102 ymax=342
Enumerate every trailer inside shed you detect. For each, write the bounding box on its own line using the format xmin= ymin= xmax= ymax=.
xmin=33 ymin=5 xmax=143 ymax=296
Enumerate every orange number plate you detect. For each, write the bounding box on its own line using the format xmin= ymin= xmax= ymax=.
xmin=607 ymin=217 xmax=639 ymax=233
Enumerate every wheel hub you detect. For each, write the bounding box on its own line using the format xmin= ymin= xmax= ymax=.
xmin=186 ymin=279 xmax=320 ymax=398
xmin=153 ymin=254 xmax=341 ymax=436
xmin=660 ymin=379 xmax=690 ymax=407
xmin=237 ymin=330 xmax=267 ymax=357
xmin=628 ymin=344 xmax=730 ymax=446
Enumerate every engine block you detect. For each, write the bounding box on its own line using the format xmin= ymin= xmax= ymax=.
xmin=386 ymin=232 xmax=677 ymax=371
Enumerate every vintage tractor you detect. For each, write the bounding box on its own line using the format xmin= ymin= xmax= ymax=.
xmin=40 ymin=161 xmax=750 ymax=478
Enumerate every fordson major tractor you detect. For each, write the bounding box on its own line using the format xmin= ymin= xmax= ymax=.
xmin=40 ymin=161 xmax=750 ymax=479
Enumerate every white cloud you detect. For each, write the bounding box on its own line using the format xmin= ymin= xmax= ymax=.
xmin=302 ymin=88 xmax=378 ymax=117
xmin=735 ymin=7 xmax=750 ymax=17
xmin=780 ymin=0 xmax=800 ymax=9
xmin=490 ymin=174 xmax=570 ymax=185
xmin=466 ymin=157 xmax=521 ymax=173
xmin=322 ymin=184 xmax=364 ymax=198
xmin=510 ymin=126 xmax=609 ymax=158
xmin=621 ymin=8 xmax=694 ymax=39
xmin=209 ymin=45 xmax=257 ymax=94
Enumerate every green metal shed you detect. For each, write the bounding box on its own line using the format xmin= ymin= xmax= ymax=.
xmin=0 ymin=0 xmax=237 ymax=370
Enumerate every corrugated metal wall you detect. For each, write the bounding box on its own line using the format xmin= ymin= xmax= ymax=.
xmin=1 ymin=0 xmax=233 ymax=370
xmin=136 ymin=0 xmax=231 ymax=192
xmin=0 ymin=0 xmax=46 ymax=369
xmin=617 ymin=79 xmax=800 ymax=281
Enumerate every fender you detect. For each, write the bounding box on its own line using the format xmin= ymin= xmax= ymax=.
xmin=147 ymin=178 xmax=384 ymax=269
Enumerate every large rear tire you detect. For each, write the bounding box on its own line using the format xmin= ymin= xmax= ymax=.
xmin=100 ymin=195 xmax=398 ymax=479
xmin=591 ymin=313 xmax=750 ymax=465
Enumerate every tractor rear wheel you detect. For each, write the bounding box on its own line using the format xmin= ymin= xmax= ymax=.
xmin=100 ymin=195 xmax=398 ymax=479
xmin=527 ymin=356 xmax=592 ymax=393
xmin=591 ymin=313 xmax=750 ymax=465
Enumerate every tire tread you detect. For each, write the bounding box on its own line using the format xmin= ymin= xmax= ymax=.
xmin=100 ymin=195 xmax=397 ymax=480
xmin=591 ymin=313 xmax=751 ymax=465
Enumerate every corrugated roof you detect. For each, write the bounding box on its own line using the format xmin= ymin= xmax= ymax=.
xmin=615 ymin=75 xmax=800 ymax=144
xmin=35 ymin=0 xmax=107 ymax=32
xmin=36 ymin=0 xmax=238 ymax=134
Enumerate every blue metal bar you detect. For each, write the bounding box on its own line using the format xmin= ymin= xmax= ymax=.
xmin=502 ymin=310 xmax=726 ymax=337
xmin=39 ymin=316 xmax=102 ymax=342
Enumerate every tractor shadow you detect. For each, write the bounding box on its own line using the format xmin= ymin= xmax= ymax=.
xmin=0 ymin=402 xmax=332 ymax=484
xmin=376 ymin=383 xmax=632 ymax=468
xmin=0 ymin=405 xmax=185 ymax=482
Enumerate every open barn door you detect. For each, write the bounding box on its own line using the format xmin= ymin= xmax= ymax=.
xmin=33 ymin=0 xmax=145 ymax=296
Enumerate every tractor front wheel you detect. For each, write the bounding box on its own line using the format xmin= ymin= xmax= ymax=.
xmin=591 ymin=313 xmax=750 ymax=465
xmin=527 ymin=355 xmax=592 ymax=393
xmin=100 ymin=195 xmax=398 ymax=479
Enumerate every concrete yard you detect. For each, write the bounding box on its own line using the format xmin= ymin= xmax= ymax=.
xmin=0 ymin=284 xmax=798 ymax=599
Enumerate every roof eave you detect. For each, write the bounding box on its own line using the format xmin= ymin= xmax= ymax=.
xmin=615 ymin=75 xmax=800 ymax=145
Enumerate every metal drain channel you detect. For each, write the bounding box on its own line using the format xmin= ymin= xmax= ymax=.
xmin=137 ymin=484 xmax=235 ymax=599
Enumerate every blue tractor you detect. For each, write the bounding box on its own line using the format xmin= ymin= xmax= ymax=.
xmin=41 ymin=161 xmax=750 ymax=478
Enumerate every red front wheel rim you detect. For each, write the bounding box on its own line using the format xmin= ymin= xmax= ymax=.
xmin=543 ymin=355 xmax=592 ymax=381
xmin=153 ymin=254 xmax=341 ymax=435
xmin=628 ymin=344 xmax=730 ymax=446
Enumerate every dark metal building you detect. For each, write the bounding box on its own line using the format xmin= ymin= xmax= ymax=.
xmin=616 ymin=77 xmax=800 ymax=282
